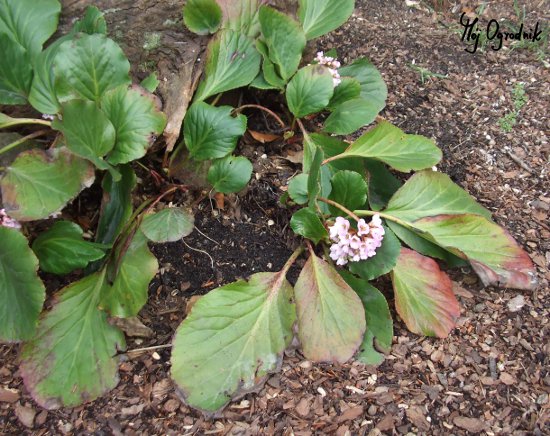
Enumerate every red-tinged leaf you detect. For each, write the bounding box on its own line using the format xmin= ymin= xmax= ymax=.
xmin=294 ymin=253 xmax=365 ymax=363
xmin=391 ymin=248 xmax=460 ymax=338
xmin=413 ymin=214 xmax=537 ymax=290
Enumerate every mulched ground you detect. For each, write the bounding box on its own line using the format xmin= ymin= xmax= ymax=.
xmin=1 ymin=1 xmax=548 ymax=434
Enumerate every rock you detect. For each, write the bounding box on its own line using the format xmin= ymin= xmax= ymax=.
xmin=120 ymin=403 xmax=146 ymax=415
xmin=507 ymin=295 xmax=525 ymax=312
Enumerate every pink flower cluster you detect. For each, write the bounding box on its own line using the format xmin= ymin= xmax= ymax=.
xmin=329 ymin=215 xmax=385 ymax=266
xmin=314 ymin=51 xmax=342 ymax=87
xmin=0 ymin=208 xmax=21 ymax=229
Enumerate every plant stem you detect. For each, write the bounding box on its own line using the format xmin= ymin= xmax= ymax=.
xmin=280 ymin=246 xmax=304 ymax=276
xmin=126 ymin=344 xmax=172 ymax=354
xmin=233 ymin=104 xmax=286 ymax=129
xmin=1 ymin=118 xmax=52 ymax=129
xmin=354 ymin=209 xmax=418 ymax=231
xmin=211 ymin=93 xmax=223 ymax=106
xmin=317 ymin=197 xmax=361 ymax=222
xmin=321 ymin=154 xmax=341 ymax=166
xmin=295 ymin=118 xmax=307 ymax=137
xmin=0 ymin=129 xmax=49 ymax=155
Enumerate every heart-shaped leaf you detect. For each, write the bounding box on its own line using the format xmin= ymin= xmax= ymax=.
xmin=20 ymin=271 xmax=125 ymax=409
xmin=324 ymin=98 xmax=380 ymax=135
xmin=102 ymin=85 xmax=167 ymax=165
xmin=414 ymin=214 xmax=537 ymax=290
xmin=207 ymin=155 xmax=252 ymax=193
xmin=0 ymin=34 xmax=33 ymax=104
xmin=194 ymin=29 xmax=261 ymax=101
xmin=339 ymin=57 xmax=387 ymax=113
xmin=340 ymin=271 xmax=393 ymax=366
xmin=28 ymin=37 xmax=69 ymax=114
xmin=294 ymin=252 xmax=365 ymax=363
xmin=71 ymin=5 xmax=107 ymax=35
xmin=183 ymin=0 xmax=222 ymax=35
xmin=1 ymin=147 xmax=95 ymax=221
xmin=52 ymin=100 xmax=116 ymax=171
xmin=0 ymin=0 xmax=61 ymax=59
xmin=287 ymin=173 xmax=309 ymax=205
xmin=328 ymin=77 xmax=361 ymax=110
xmin=171 ymin=270 xmax=295 ymax=412
xmin=100 ymin=231 xmax=158 ymax=318
xmin=384 ymin=170 xmax=492 ymax=221
xmin=391 ymin=248 xmax=460 ymax=338
xmin=286 ymin=64 xmax=334 ymax=118
xmin=184 ymin=102 xmax=246 ymax=161
xmin=140 ymin=207 xmax=195 ymax=243
xmin=0 ymin=227 xmax=45 ymax=342
xmin=327 ymin=170 xmax=368 ymax=216
xmin=54 ymin=33 xmax=131 ymax=102
xmin=95 ymin=165 xmax=136 ymax=245
xmin=259 ymin=6 xmax=306 ymax=81
xmin=332 ymin=120 xmax=442 ymax=172
xmin=348 ymin=225 xmax=401 ymax=280
xmin=298 ymin=0 xmax=355 ymax=40
xmin=290 ymin=208 xmax=328 ymax=244
xmin=32 ymin=221 xmax=108 ymax=275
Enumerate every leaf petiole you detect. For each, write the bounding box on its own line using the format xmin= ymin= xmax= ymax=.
xmin=0 ymin=118 xmax=52 ymax=129
xmin=0 ymin=130 xmax=49 ymax=156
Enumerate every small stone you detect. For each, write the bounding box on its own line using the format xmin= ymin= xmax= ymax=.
xmin=507 ymin=295 xmax=525 ymax=312
xmin=15 ymin=403 xmax=36 ymax=428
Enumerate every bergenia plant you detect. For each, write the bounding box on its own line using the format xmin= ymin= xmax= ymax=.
xmin=0 ymin=0 xmax=194 ymax=408
xmin=169 ymin=0 xmax=537 ymax=413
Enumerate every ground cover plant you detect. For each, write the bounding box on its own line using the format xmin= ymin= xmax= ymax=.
xmin=0 ymin=0 xmax=537 ymax=417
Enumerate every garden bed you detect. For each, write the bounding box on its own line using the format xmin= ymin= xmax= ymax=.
xmin=1 ymin=0 xmax=548 ymax=434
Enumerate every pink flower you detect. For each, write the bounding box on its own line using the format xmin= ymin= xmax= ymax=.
xmin=313 ymin=51 xmax=342 ymax=87
xmin=0 ymin=209 xmax=21 ymax=229
xmin=327 ymin=214 xmax=385 ymax=266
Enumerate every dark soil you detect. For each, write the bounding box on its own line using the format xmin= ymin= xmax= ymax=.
xmin=1 ymin=1 xmax=549 ymax=435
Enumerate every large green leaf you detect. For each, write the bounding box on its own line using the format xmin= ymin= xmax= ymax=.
xmin=338 ymin=58 xmax=387 ymax=112
xmin=290 ymin=208 xmax=328 ymax=244
xmin=194 ymin=29 xmax=261 ymax=101
xmin=348 ymin=225 xmax=401 ymax=280
xmin=183 ymin=0 xmax=222 ymax=35
xmin=1 ymin=147 xmax=95 ymax=221
xmin=294 ymin=253 xmax=365 ymax=363
xmin=28 ymin=37 xmax=68 ymax=114
xmin=258 ymin=6 xmax=306 ymax=81
xmin=387 ymin=221 xmax=466 ymax=267
xmin=307 ymin=146 xmax=324 ymax=208
xmin=96 ymin=165 xmax=136 ymax=245
xmin=20 ymin=271 xmax=125 ymax=408
xmin=52 ymin=100 xmax=116 ymax=171
xmin=100 ymin=231 xmax=158 ymax=318
xmin=171 ymin=270 xmax=295 ymax=412
xmin=340 ymin=271 xmax=392 ymax=366
xmin=298 ymin=0 xmax=355 ymax=40
xmin=413 ymin=214 xmax=537 ymax=290
xmin=327 ymin=170 xmax=367 ymax=216
xmin=391 ymin=248 xmax=460 ymax=338
xmin=32 ymin=221 xmax=108 ymax=275
xmin=102 ymin=85 xmax=167 ymax=165
xmin=140 ymin=207 xmax=195 ymax=243
xmin=0 ymin=0 xmax=61 ymax=59
xmin=332 ymin=121 xmax=442 ymax=172
xmin=207 ymin=155 xmax=252 ymax=193
xmin=324 ymin=98 xmax=380 ymax=135
xmin=0 ymin=227 xmax=45 ymax=342
xmin=0 ymin=34 xmax=32 ymax=104
xmin=384 ymin=170 xmax=491 ymax=221
xmin=217 ymin=0 xmax=262 ymax=37
xmin=286 ymin=65 xmax=334 ymax=118
xmin=54 ymin=33 xmax=131 ymax=102
xmin=184 ymin=102 xmax=246 ymax=161
xmin=364 ymin=159 xmax=401 ymax=211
